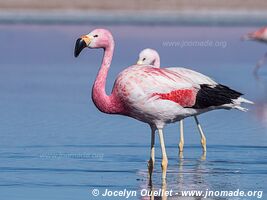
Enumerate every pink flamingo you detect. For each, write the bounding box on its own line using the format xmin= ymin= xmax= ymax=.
xmin=137 ymin=48 xmax=215 ymax=154
xmin=242 ymin=27 xmax=267 ymax=75
xmin=74 ymin=29 xmax=253 ymax=181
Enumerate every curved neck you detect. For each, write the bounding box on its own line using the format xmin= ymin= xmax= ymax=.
xmin=92 ymin=43 xmax=123 ymax=114
xmin=154 ymin=56 xmax=160 ymax=68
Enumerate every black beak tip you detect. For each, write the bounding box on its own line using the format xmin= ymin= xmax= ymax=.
xmin=74 ymin=52 xmax=78 ymax=58
xmin=74 ymin=51 xmax=79 ymax=58
xmin=74 ymin=38 xmax=87 ymax=58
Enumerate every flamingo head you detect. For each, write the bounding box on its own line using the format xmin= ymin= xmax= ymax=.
xmin=136 ymin=48 xmax=160 ymax=68
xmin=74 ymin=28 xmax=114 ymax=57
xmin=242 ymin=27 xmax=267 ymax=42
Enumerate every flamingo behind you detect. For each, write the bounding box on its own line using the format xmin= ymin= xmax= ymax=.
xmin=137 ymin=48 xmax=215 ymax=155
xmin=74 ymin=28 xmax=253 ymax=181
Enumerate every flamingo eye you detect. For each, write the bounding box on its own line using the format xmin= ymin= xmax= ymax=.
xmin=94 ymin=35 xmax=98 ymax=38
xmin=142 ymin=58 xmax=146 ymax=61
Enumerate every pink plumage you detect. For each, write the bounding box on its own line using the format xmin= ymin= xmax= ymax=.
xmin=242 ymin=27 xmax=267 ymax=42
xmin=153 ymin=89 xmax=197 ymax=107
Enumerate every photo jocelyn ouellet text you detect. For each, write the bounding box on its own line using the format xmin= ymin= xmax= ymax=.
xmin=91 ymin=188 xmax=263 ymax=199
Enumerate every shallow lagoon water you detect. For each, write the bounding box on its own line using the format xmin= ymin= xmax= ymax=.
xmin=0 ymin=24 xmax=266 ymax=199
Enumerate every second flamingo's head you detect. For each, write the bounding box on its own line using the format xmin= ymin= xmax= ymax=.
xmin=136 ymin=48 xmax=161 ymax=68
xmin=74 ymin=29 xmax=114 ymax=57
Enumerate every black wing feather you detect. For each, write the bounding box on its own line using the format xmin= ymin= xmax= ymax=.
xmin=191 ymin=84 xmax=243 ymax=109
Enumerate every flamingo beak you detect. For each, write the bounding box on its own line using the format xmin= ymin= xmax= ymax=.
xmin=74 ymin=35 xmax=91 ymax=57
xmin=137 ymin=60 xmax=143 ymax=65
xmin=241 ymin=33 xmax=253 ymax=41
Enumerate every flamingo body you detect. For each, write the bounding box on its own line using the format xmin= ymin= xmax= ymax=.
xmin=113 ymin=65 xmax=202 ymax=127
xmin=94 ymin=61 xmax=249 ymax=128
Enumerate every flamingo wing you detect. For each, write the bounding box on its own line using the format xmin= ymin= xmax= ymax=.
xmin=165 ymin=67 xmax=244 ymax=109
xmin=113 ymin=65 xmax=247 ymax=126
xmin=147 ymin=67 xmax=243 ymax=109
xmin=167 ymin=67 xmax=216 ymax=85
xmin=191 ymin=84 xmax=243 ymax=109
xmin=115 ymin=65 xmax=244 ymax=111
xmin=115 ymin=66 xmax=200 ymax=108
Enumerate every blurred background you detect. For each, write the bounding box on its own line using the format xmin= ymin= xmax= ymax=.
xmin=0 ymin=0 xmax=267 ymax=25
xmin=0 ymin=1 xmax=267 ymax=200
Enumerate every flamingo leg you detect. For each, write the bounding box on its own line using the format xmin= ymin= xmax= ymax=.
xmin=178 ymin=120 xmax=184 ymax=154
xmin=158 ymin=129 xmax=168 ymax=181
xmin=148 ymin=127 xmax=155 ymax=180
xmin=254 ymin=51 xmax=267 ymax=76
xmin=194 ymin=116 xmax=207 ymax=152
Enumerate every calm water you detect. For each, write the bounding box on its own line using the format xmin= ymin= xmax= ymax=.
xmin=0 ymin=24 xmax=266 ymax=200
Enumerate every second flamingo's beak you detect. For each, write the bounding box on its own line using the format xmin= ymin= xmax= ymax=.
xmin=136 ymin=60 xmax=143 ymax=65
xmin=74 ymin=35 xmax=91 ymax=57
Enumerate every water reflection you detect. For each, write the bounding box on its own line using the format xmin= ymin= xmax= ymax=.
xmin=140 ymin=182 xmax=168 ymax=200
xmin=139 ymin=152 xmax=229 ymax=200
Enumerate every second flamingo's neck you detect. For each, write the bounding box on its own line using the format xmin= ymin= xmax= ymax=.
xmin=92 ymin=45 xmax=123 ymax=114
xmin=154 ymin=56 xmax=160 ymax=68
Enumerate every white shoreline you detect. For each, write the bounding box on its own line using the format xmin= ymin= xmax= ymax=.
xmin=0 ymin=9 xmax=267 ymax=26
